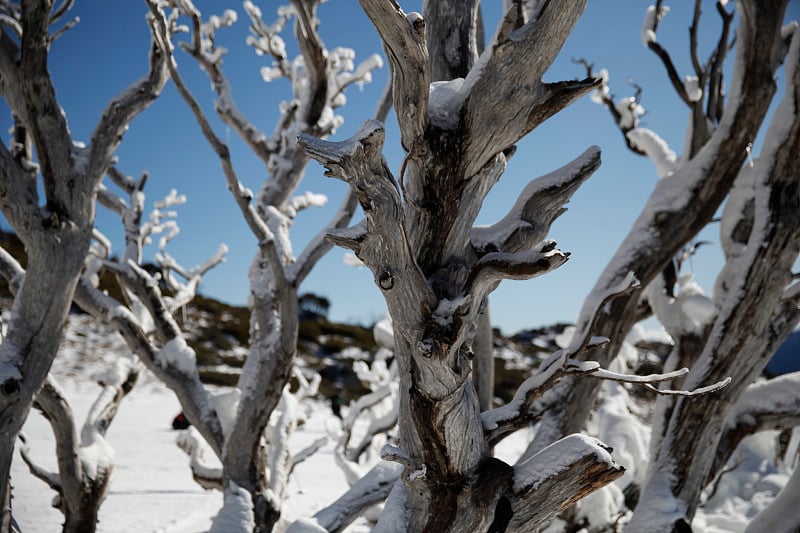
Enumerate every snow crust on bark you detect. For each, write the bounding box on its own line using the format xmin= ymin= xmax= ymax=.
xmin=210 ymin=482 xmax=256 ymax=533
xmin=155 ymin=337 xmax=197 ymax=375
xmin=514 ymin=434 xmax=617 ymax=492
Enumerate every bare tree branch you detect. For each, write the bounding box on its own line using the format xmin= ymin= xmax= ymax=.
xmin=287 ymin=462 xmax=402 ymax=533
xmin=706 ymin=1 xmax=735 ymax=124
xmin=287 ymin=190 xmax=358 ymax=287
xmin=471 ymin=146 xmax=600 ymax=254
xmin=291 ymin=0 xmax=328 ymax=129
xmin=146 ymin=1 xmax=270 ymax=243
xmin=358 ymin=0 xmax=429 ymax=152
xmin=508 ymin=435 xmax=624 ymax=532
xmin=86 ymin=20 xmax=169 ymax=194
xmin=177 ymin=0 xmax=274 ymax=165
xmin=710 ymin=372 xmax=800 ymax=483
xmin=17 ymin=433 xmax=61 ymax=493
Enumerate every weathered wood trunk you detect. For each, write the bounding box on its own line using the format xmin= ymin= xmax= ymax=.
xmin=0 ymin=2 xmax=167 ymax=525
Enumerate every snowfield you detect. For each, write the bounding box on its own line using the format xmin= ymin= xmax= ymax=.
xmin=9 ymin=313 xmax=797 ymax=532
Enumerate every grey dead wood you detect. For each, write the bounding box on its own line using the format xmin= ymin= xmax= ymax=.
xmin=626 ymin=9 xmax=800 ymax=530
xmin=298 ymin=0 xmax=622 ymax=513
xmin=0 ymin=2 xmax=168 ymax=529
xmin=531 ymin=0 xmax=792 ymax=459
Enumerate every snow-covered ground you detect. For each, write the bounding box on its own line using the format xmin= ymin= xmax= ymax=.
xmin=10 ymin=314 xmax=361 ymax=532
xmin=12 ymin=374 xmax=364 ymax=532
xmin=9 ymin=314 xmax=796 ymax=531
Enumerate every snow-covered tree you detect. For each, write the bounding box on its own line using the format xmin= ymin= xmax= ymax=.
xmin=2 ymin=164 xmax=226 ymax=532
xmin=566 ymin=3 xmax=800 ymax=530
xmin=299 ymin=0 xmax=800 ymax=531
xmin=136 ymin=1 xmax=385 ymax=530
xmin=0 ymin=1 xmax=169 ymax=528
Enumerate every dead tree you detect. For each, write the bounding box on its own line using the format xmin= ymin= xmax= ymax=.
xmin=138 ymin=1 xmax=386 ymax=530
xmin=295 ymin=0 xmax=732 ymax=529
xmin=0 ymin=168 xmax=225 ymax=532
xmin=533 ymin=1 xmax=800 ymax=530
xmin=0 ymin=1 xmax=168 ymax=528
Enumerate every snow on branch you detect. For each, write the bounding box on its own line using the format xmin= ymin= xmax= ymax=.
xmin=508 ymin=434 xmax=624 ymax=531
xmin=465 ymin=240 xmax=570 ymax=304
xmin=567 ymin=361 xmax=730 ymax=396
xmin=745 ymin=452 xmax=800 ymax=533
xmin=287 ymin=190 xmax=358 ymax=287
xmin=626 ymin=128 xmax=677 ymax=178
xmin=575 ymin=58 xmax=650 ymax=157
xmin=72 ymin=277 xmax=226 ymax=457
xmin=176 ymin=427 xmax=224 ymax=490
xmin=167 ymin=0 xmax=276 ymax=164
xmin=471 ymin=145 xmax=600 ymax=254
xmin=17 ymin=433 xmax=61 ymax=493
xmin=711 ymin=372 xmax=800 ymax=482
xmin=158 ymin=243 xmax=227 ymax=312
xmin=640 ymin=2 xmax=693 ymax=106
xmin=24 ymin=374 xmax=119 ymax=516
xmin=482 ymin=272 xmax=642 ymax=441
xmin=641 ymin=3 xmax=669 ymax=47
xmin=146 ymin=0 xmax=271 ymax=244
xmin=570 ymin=271 xmax=640 ymax=354
xmin=0 ymin=1 xmax=73 ymax=205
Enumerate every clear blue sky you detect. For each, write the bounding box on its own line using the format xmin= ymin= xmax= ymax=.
xmin=1 ymin=1 xmax=797 ymax=333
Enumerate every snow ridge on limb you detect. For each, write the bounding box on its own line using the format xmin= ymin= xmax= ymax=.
xmin=537 ymin=0 xmax=794 ymax=454
xmin=509 ymin=434 xmax=624 ymax=531
xmin=471 ymin=146 xmax=601 ymax=254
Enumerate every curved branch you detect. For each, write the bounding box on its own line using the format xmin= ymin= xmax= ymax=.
xmin=465 ymin=240 xmax=569 ymax=303
xmin=33 ymin=376 xmax=84 ymax=513
xmin=146 ymin=2 xmax=269 ymax=242
xmin=178 ymin=1 xmax=274 ymax=165
xmin=710 ymin=372 xmax=800 ymax=482
xmin=291 ymin=0 xmax=328 ymax=129
xmin=508 ymin=434 xmax=624 ymax=532
xmin=471 ymin=146 xmax=600 ymax=254
xmin=87 ymin=19 xmax=170 ymax=190
xmin=646 ymin=40 xmax=691 ymax=105
xmin=358 ymin=0 xmax=429 ymax=151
